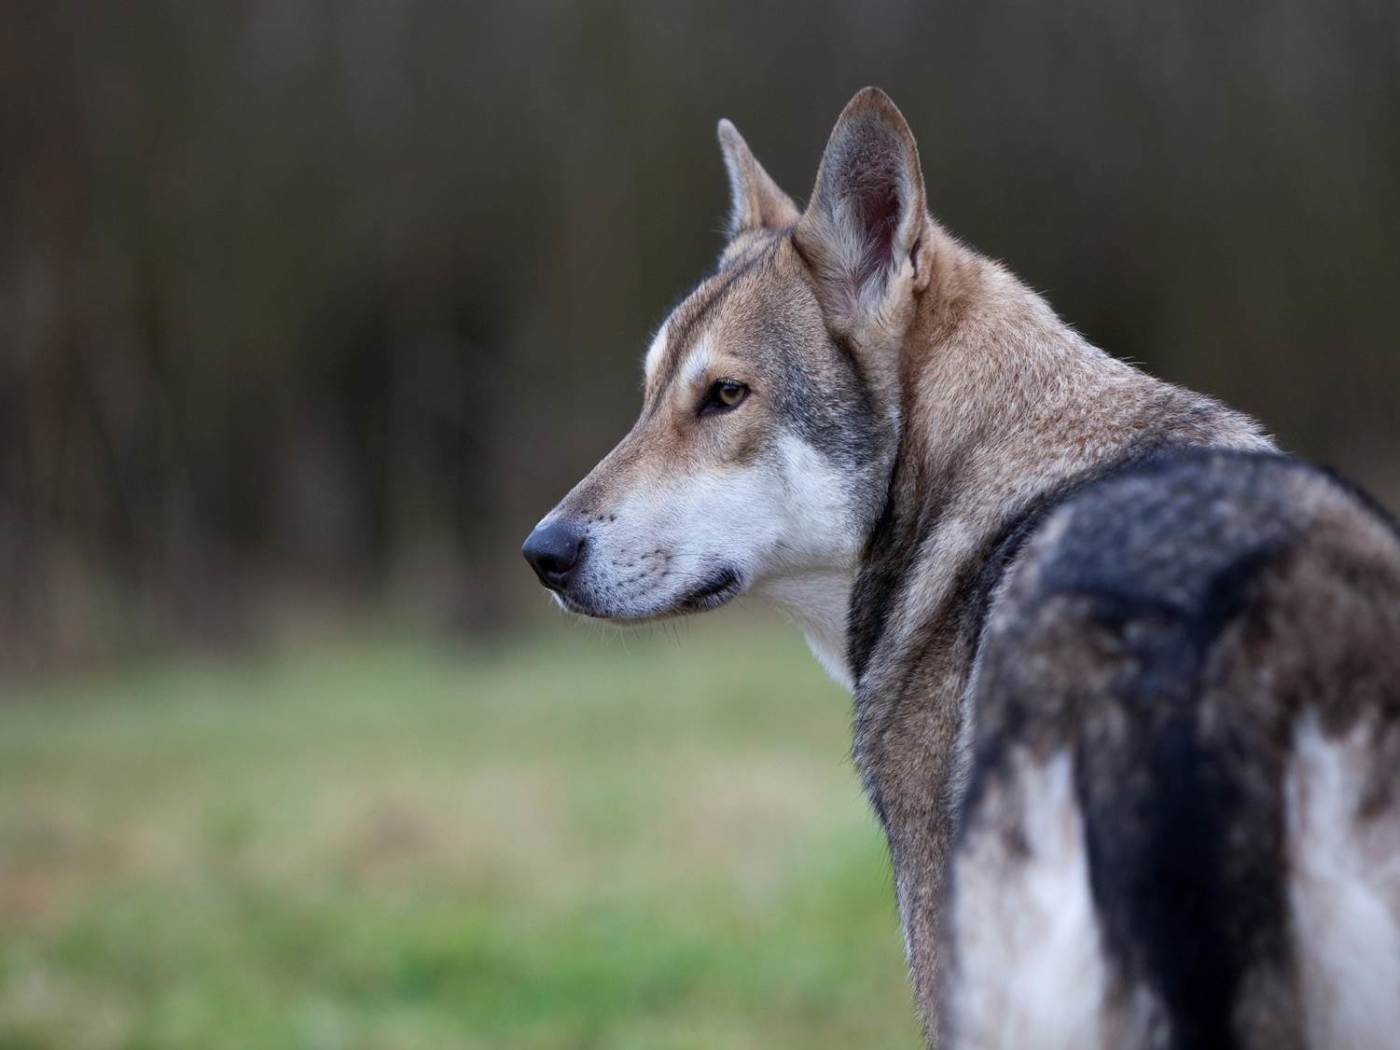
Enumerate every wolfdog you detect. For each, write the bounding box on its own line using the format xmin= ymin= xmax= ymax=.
xmin=522 ymin=88 xmax=1400 ymax=1047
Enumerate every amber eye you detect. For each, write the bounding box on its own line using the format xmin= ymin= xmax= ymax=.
xmin=700 ymin=379 xmax=749 ymax=416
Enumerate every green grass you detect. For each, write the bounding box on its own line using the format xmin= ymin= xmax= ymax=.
xmin=0 ymin=615 xmax=920 ymax=1049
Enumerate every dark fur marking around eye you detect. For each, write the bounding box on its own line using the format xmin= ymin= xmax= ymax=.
xmin=649 ymin=238 xmax=784 ymax=405
xmin=699 ymin=379 xmax=748 ymax=417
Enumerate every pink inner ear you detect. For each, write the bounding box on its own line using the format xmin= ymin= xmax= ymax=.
xmin=849 ymin=163 xmax=901 ymax=291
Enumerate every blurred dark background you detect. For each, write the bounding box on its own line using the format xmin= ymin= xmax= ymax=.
xmin=4 ymin=0 xmax=1399 ymax=672
xmin=3 ymin=6 xmax=1399 ymax=1047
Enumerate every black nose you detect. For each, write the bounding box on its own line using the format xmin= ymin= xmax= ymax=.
xmin=522 ymin=520 xmax=585 ymax=591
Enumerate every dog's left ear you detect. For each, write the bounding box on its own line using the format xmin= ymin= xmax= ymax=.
xmin=717 ymin=119 xmax=800 ymax=239
xmin=795 ymin=88 xmax=930 ymax=334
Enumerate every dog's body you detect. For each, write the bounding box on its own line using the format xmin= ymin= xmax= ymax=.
xmin=523 ymin=89 xmax=1400 ymax=1047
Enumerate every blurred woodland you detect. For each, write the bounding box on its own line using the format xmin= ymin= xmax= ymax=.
xmin=4 ymin=0 xmax=1399 ymax=671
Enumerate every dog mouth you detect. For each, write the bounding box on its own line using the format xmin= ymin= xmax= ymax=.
xmin=676 ymin=568 xmax=742 ymax=612
xmin=556 ymin=566 xmax=743 ymax=621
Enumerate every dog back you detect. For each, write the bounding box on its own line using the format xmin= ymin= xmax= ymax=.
xmin=947 ymin=449 xmax=1400 ymax=1049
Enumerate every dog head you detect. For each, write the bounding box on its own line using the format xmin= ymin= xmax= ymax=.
xmin=523 ymin=88 xmax=932 ymax=622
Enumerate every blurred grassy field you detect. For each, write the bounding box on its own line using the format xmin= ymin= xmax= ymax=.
xmin=0 ymin=616 xmax=920 ymax=1049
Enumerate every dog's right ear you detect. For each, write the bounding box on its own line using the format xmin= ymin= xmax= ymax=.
xmin=717 ymin=118 xmax=799 ymax=240
xmin=795 ymin=88 xmax=930 ymax=337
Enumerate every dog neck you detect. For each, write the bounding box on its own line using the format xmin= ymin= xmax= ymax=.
xmin=848 ymin=226 xmax=1272 ymax=697
xmin=756 ymin=227 xmax=1270 ymax=697
xmin=756 ymin=567 xmax=859 ymax=691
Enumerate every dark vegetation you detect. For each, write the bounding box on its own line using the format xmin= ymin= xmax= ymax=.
xmin=4 ymin=0 xmax=1398 ymax=670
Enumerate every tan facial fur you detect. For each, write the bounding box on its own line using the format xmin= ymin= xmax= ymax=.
xmin=532 ymin=232 xmax=887 ymax=661
xmin=526 ymin=90 xmax=935 ymax=686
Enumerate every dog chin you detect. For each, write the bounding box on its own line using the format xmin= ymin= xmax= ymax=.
xmin=555 ymin=568 xmax=744 ymax=622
